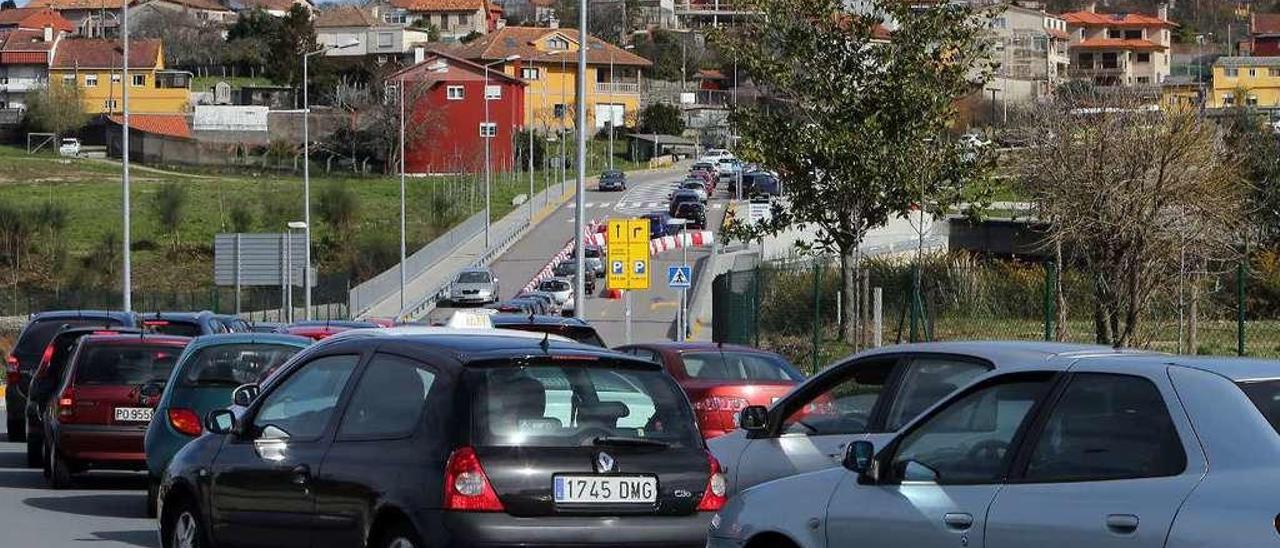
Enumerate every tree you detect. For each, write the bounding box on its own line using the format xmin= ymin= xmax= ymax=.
xmin=1015 ymin=89 xmax=1244 ymax=347
xmin=409 ymin=19 xmax=440 ymax=42
xmin=1222 ymin=105 xmax=1280 ymax=247
xmin=131 ymin=7 xmax=225 ymax=71
xmin=638 ymin=103 xmax=684 ymax=135
xmin=24 ymin=81 xmax=89 ymax=137
xmin=152 ymin=182 xmax=188 ymax=253
xmin=714 ymin=0 xmax=997 ymax=342
xmin=318 ymin=183 xmax=359 ymax=242
xmin=636 ymin=29 xmax=702 ymax=82
xmin=0 ymin=1 xmax=17 ymax=10
xmin=267 ymin=5 xmax=318 ymax=88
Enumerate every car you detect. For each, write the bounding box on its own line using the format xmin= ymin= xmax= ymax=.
xmin=58 ymin=137 xmax=81 ymax=157
xmin=688 ymin=169 xmax=717 ymax=192
xmin=144 ymin=333 xmax=311 ymax=516
xmin=678 ymin=180 xmax=709 ymax=202
xmin=707 ymin=341 xmax=1147 ymax=497
xmin=490 ymin=314 xmax=607 ymax=347
xmin=6 ymin=310 xmax=140 ymax=442
xmin=246 ymin=322 xmax=288 ymax=334
xmin=715 ymin=158 xmax=743 ymax=181
xmin=673 ymin=202 xmax=707 ymax=230
xmin=24 ymin=325 xmax=144 ymax=468
xmin=535 ymin=278 xmax=574 ymax=306
xmin=43 ymin=333 xmax=191 ymax=489
xmin=448 ymin=267 xmax=500 ymax=305
xmin=365 ymin=317 xmax=399 ymax=328
xmin=568 ymin=245 xmax=606 ymax=277
xmin=669 ymin=189 xmax=702 ymax=216
xmin=508 ymin=296 xmax=550 ymax=316
xmin=285 ymin=320 xmax=378 ymax=341
xmin=552 ymin=261 xmax=597 ymax=293
xmin=735 ymin=170 xmax=777 ymax=196
xmin=642 ymin=212 xmax=674 ymax=239
xmin=598 ymin=169 xmax=627 ymax=191
xmin=212 ymin=314 xmax=252 ymax=333
xmin=708 ymin=351 xmax=1280 ymax=548
xmin=700 ymin=149 xmax=733 ymax=164
xmin=515 ymin=291 xmax=560 ymax=315
xmin=485 ymin=300 xmax=538 ymax=315
xmin=141 ymin=311 xmax=228 ymax=337
xmin=159 ymin=330 xmax=723 ymax=548
xmin=615 ymin=343 xmax=803 ymax=438
xmin=691 ymin=161 xmax=717 ymax=173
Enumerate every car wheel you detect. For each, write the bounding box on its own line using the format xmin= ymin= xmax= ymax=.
xmin=25 ymin=430 xmax=43 ymax=468
xmin=163 ymin=497 xmax=207 ymax=548
xmin=7 ymin=416 xmax=26 ymax=442
xmin=146 ymin=477 xmax=160 ymax=518
xmin=376 ymin=520 xmax=426 ymax=548
xmin=47 ymin=441 xmax=73 ymax=489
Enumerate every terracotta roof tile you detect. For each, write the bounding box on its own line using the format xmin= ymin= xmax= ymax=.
xmin=24 ymin=0 xmax=127 ymax=10
xmin=452 ymin=26 xmax=652 ymax=67
xmin=1253 ymin=13 xmax=1280 ymax=36
xmin=389 ymin=0 xmax=484 ymax=12
xmin=107 ymin=114 xmax=191 ymax=139
xmin=1061 ymin=10 xmax=1176 ymax=28
xmin=52 ymin=37 xmax=161 ymax=69
xmin=0 ymin=28 xmax=57 ymax=52
xmin=386 ymin=47 xmax=526 ymax=85
xmin=0 ymin=7 xmax=75 ymax=31
xmin=314 ymin=5 xmax=378 ymax=27
xmin=1073 ymin=38 xmax=1166 ymax=50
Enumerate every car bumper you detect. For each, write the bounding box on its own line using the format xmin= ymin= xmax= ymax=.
xmin=56 ymin=424 xmax=147 ymax=467
xmin=600 ymin=183 xmax=624 ymax=190
xmin=452 ymin=294 xmax=494 ymax=303
xmin=441 ymin=512 xmax=713 ymax=547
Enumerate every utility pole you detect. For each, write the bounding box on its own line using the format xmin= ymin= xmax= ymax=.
xmin=574 ymin=0 xmax=588 ymax=318
xmin=121 ymin=0 xmax=131 ymax=311
xmin=399 ymin=75 xmax=407 ymax=315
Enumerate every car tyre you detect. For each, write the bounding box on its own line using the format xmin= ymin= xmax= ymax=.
xmin=25 ymin=429 xmax=43 ymax=468
xmin=376 ymin=520 xmax=426 ymax=548
xmin=47 ymin=441 xmax=73 ymax=489
xmin=7 ymin=416 xmax=26 ymax=442
xmin=163 ymin=497 xmax=207 ymax=548
xmin=147 ymin=477 xmax=160 ymax=518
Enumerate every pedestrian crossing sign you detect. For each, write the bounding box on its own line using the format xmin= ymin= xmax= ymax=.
xmin=606 ymin=218 xmax=651 ymax=290
xmin=667 ymin=265 xmax=691 ymax=288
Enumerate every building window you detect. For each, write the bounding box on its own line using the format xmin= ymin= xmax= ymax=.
xmin=459 ymin=13 xmax=470 ymax=26
xmin=133 ymin=74 xmax=145 ymax=87
xmin=1224 ymin=95 xmax=1236 ymax=106
xmin=1125 ymin=29 xmax=1142 ymax=39
xmin=111 ymin=73 xmax=121 ymax=83
xmin=1249 ymin=95 xmax=1259 ymax=106
xmin=1078 ymin=52 xmax=1093 ymax=67
xmin=384 ymin=10 xmax=405 ymax=23
xmin=377 ymin=32 xmax=393 ymax=48
xmin=1135 ymin=76 xmax=1150 ymax=84
xmin=104 ymin=98 xmax=118 ymax=110
xmin=61 ymin=74 xmax=74 ymax=85
xmin=1136 ymin=52 xmax=1150 ymax=63
xmin=1101 ymin=52 xmax=1118 ymax=69
xmin=85 ymin=74 xmax=97 ymax=87
xmin=547 ymin=36 xmax=569 ymax=50
xmin=554 ymin=103 xmax=566 ymax=118
xmin=1270 ymin=68 xmax=1280 ymax=77
xmin=522 ymin=67 xmax=540 ymax=79
xmin=992 ymin=17 xmax=1006 ymax=28
xmin=1107 ymin=28 xmax=1121 ymax=39
xmin=1226 ymin=67 xmax=1239 ymax=77
xmin=447 ymin=85 xmax=464 ymax=100
xmin=485 ymin=84 xmax=501 ymax=99
xmin=480 ymin=122 xmax=497 ymax=137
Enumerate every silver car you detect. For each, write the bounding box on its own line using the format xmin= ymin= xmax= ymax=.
xmin=709 ymin=341 xmax=1147 ymax=497
xmin=448 ymin=267 xmax=499 ymax=305
xmin=536 ymin=278 xmax=573 ymax=306
xmin=710 ymin=351 xmax=1280 ymax=548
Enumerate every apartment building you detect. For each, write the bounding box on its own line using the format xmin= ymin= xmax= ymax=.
xmin=1061 ymin=2 xmax=1175 ymax=86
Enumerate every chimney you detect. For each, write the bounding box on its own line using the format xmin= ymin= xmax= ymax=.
xmin=42 ymin=25 xmax=52 ymax=42
xmin=1086 ymin=1 xmax=1096 ymax=12
xmin=1157 ymin=3 xmax=1168 ymax=21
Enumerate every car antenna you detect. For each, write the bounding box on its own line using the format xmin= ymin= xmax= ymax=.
xmin=539 ymin=332 xmax=551 ymax=353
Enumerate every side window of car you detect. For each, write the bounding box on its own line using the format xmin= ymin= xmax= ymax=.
xmin=1023 ymin=373 xmax=1185 ymax=483
xmin=884 ymin=357 xmax=991 ymax=431
xmin=253 ymin=354 xmax=360 ymax=441
xmin=626 ymin=348 xmax=661 ymax=364
xmin=337 ymin=353 xmax=437 ymax=440
xmin=779 ymin=357 xmax=896 ymax=436
xmin=890 ymin=374 xmax=1053 ymax=485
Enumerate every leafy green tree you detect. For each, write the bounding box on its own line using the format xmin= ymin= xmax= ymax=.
xmin=267 ymin=5 xmax=318 ymax=88
xmin=637 ymin=103 xmax=684 ymax=135
xmin=318 ymin=183 xmax=360 ymax=242
xmin=1224 ymin=105 xmax=1280 ymax=247
xmin=409 ymin=19 xmax=440 ymax=42
xmin=24 ymin=81 xmax=89 ymax=137
xmin=229 ymin=201 xmax=254 ymax=233
xmin=714 ymin=0 xmax=997 ymax=341
xmin=1 ymin=1 xmax=18 ymax=10
xmin=152 ymin=183 xmax=188 ymax=252
xmin=636 ymin=29 xmax=700 ymax=82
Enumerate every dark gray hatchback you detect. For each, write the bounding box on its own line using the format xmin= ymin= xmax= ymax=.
xmin=159 ymin=331 xmax=720 ymax=548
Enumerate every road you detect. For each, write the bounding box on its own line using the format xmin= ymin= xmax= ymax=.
xmin=429 ymin=164 xmax=730 ymax=346
xmin=0 ymin=411 xmax=159 ymax=548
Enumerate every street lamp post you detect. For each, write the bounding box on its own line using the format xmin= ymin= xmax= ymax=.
xmin=483 ymin=55 xmax=521 ymax=249
xmin=574 ymin=1 xmax=588 ymax=319
xmin=286 ymin=221 xmax=307 ymax=322
xmin=666 ymin=218 xmax=690 ymax=341
xmin=398 ymin=74 xmax=407 ymax=316
xmin=608 ymin=44 xmax=636 ymax=170
xmin=122 ymin=0 xmax=131 ymax=311
xmin=302 ymin=38 xmax=358 ymax=321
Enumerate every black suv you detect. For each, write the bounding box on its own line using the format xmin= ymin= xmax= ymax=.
xmin=6 ymin=310 xmax=138 ymax=441
xmin=160 ymin=332 xmax=721 ymax=548
xmin=489 ymin=315 xmax=607 ymax=347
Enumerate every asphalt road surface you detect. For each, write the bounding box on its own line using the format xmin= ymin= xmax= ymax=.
xmin=429 ymin=164 xmax=730 ymax=346
xmin=0 ymin=410 xmax=159 ymax=547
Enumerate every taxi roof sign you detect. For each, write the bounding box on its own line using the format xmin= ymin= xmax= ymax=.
xmin=446 ymin=311 xmax=495 ymax=329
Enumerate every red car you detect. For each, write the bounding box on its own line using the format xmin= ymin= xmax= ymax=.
xmin=43 ymin=333 xmax=191 ymax=488
xmin=689 ymin=169 xmax=717 ymax=193
xmin=614 ymin=342 xmax=805 ymax=438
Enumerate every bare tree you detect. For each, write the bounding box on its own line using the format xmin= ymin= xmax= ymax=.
xmin=1016 ymin=88 xmax=1245 ymax=347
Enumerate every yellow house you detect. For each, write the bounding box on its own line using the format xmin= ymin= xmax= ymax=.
xmin=1209 ymin=56 xmax=1280 ymax=108
xmin=50 ymin=37 xmax=190 ymax=114
xmin=453 ymin=26 xmax=653 ymax=132
xmin=1159 ymin=78 xmax=1203 ymax=111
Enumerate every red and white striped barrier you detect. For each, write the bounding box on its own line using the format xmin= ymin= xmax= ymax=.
xmin=520 ymin=225 xmax=714 ymax=294
xmin=521 ymin=218 xmax=603 ymax=294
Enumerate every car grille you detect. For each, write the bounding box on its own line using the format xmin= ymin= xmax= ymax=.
xmin=463 ymin=290 xmax=479 ymax=295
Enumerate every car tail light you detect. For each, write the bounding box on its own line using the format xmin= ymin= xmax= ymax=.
xmin=696 ymin=452 xmax=728 ymax=511
xmin=168 ymin=408 xmax=202 ymax=437
xmin=56 ymin=387 xmax=77 ymax=422
xmin=6 ymin=354 xmax=20 ymax=386
xmin=694 ymin=395 xmax=750 ymax=413
xmin=443 ymin=446 xmax=504 ymax=512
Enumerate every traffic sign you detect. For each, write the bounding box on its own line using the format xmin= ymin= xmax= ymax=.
xmin=606 ymin=218 xmax=651 ymax=290
xmin=667 ymin=265 xmax=691 ymax=288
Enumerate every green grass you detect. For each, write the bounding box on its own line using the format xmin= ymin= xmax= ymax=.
xmin=191 ymin=76 xmax=279 ymax=92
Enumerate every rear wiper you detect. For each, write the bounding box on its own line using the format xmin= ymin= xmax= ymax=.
xmin=590 ymin=436 xmax=671 ymax=448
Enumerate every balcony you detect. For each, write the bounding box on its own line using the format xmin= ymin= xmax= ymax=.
xmin=675 ymin=0 xmax=758 ymax=14
xmin=0 ymin=78 xmax=40 ymax=92
xmin=595 ymin=82 xmax=640 ymax=94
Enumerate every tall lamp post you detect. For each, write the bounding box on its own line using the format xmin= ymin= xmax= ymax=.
xmin=122 ymin=0 xmax=131 ymax=311
xmin=483 ymin=54 xmax=522 ymax=249
xmin=574 ymin=3 xmax=588 ymax=318
xmin=607 ymin=44 xmax=636 ymax=170
xmin=302 ymin=38 xmax=358 ymax=321
xmin=398 ymin=73 xmax=408 ymax=316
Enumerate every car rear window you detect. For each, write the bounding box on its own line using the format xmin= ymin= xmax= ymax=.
xmin=73 ymin=344 xmax=182 ymax=386
xmin=681 ymin=352 xmax=803 ymax=381
xmin=144 ymin=320 xmax=203 ymax=337
xmin=1239 ymin=380 xmax=1280 ymax=435
xmin=181 ymin=343 xmax=303 ymax=387
xmin=471 ymin=360 xmax=700 ymax=448
xmin=539 ymin=280 xmax=569 ymax=292
xmin=457 ymin=271 xmax=492 ymax=284
xmin=16 ymin=318 xmax=124 ymax=355
xmin=495 ymin=324 xmax=606 ymax=348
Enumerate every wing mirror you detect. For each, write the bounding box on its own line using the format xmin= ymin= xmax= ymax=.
xmin=738 ymin=405 xmax=769 ymax=434
xmin=231 ymin=383 xmax=260 ymax=407
xmin=205 ymin=409 xmax=237 ymax=435
xmin=842 ymin=440 xmax=879 ymax=483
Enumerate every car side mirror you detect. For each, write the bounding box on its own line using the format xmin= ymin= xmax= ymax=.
xmin=232 ymin=383 xmax=260 ymax=407
xmin=739 ymin=405 xmax=769 ymax=433
xmin=205 ymin=409 xmax=237 ymax=435
xmin=843 ymin=440 xmax=879 ymax=482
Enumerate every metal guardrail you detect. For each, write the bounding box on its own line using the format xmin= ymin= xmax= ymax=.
xmin=349 ymin=211 xmax=487 ymax=318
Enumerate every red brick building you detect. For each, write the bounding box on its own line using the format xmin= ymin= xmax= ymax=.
xmin=387 ymin=49 xmax=526 ymax=174
xmin=1247 ymin=13 xmax=1280 ymax=56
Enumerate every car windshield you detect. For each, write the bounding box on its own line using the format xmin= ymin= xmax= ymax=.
xmin=680 ymin=351 xmax=803 ymax=381
xmin=471 ymin=360 xmax=700 ymax=448
xmin=539 ymin=280 xmax=570 ymax=292
xmin=1239 ymin=380 xmax=1280 ymax=435
xmin=457 ymin=271 xmax=492 ymax=284
xmin=602 ymin=170 xmax=623 ymax=178
xmin=144 ymin=320 xmax=203 ymax=337
xmin=181 ymin=343 xmax=303 ymax=387
xmin=16 ymin=318 xmax=125 ymax=355
xmin=74 ymin=344 xmax=181 ymax=386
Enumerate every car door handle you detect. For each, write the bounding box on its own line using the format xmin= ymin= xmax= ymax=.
xmin=943 ymin=513 xmax=973 ymax=530
xmin=290 ymin=464 xmax=310 ymax=485
xmin=1106 ymin=514 xmax=1139 ymax=534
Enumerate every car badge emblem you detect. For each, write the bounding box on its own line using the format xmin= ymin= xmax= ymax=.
xmin=595 ymin=452 xmax=616 ymax=473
